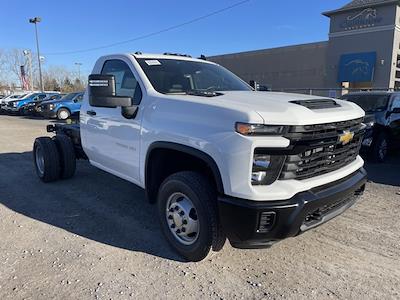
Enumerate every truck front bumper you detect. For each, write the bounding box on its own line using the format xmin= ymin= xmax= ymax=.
xmin=7 ymin=107 xmax=20 ymax=113
xmin=218 ymin=168 xmax=367 ymax=249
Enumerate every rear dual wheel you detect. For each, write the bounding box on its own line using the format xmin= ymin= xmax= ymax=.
xmin=33 ymin=135 xmax=76 ymax=182
xmin=33 ymin=137 xmax=61 ymax=182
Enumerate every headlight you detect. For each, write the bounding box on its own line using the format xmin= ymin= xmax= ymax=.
xmin=365 ymin=121 xmax=375 ymax=129
xmin=251 ymin=151 xmax=285 ymax=185
xmin=49 ymin=104 xmax=55 ymax=110
xmin=13 ymin=102 xmax=18 ymax=107
xmin=236 ymin=123 xmax=287 ymax=136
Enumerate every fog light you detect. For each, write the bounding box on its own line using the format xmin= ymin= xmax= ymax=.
xmin=257 ymin=212 xmax=276 ymax=233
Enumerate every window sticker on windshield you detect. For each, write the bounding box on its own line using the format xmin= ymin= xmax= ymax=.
xmin=145 ymin=60 xmax=161 ymax=66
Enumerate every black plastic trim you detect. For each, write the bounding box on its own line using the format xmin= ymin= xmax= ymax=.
xmin=145 ymin=142 xmax=225 ymax=196
xmin=218 ymin=168 xmax=367 ymax=249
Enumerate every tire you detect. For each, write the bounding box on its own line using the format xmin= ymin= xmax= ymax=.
xmin=33 ymin=137 xmax=61 ymax=182
xmin=53 ymin=134 xmax=76 ymax=179
xmin=369 ymin=132 xmax=389 ymax=163
xmin=57 ymin=108 xmax=70 ymax=120
xmin=157 ymin=171 xmax=226 ymax=262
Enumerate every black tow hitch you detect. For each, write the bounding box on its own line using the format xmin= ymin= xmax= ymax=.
xmin=46 ymin=124 xmax=56 ymax=133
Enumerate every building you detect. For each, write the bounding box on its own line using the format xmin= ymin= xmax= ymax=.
xmin=209 ymin=0 xmax=400 ymax=96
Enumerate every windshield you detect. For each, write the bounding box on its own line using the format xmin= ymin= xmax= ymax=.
xmin=20 ymin=93 xmax=35 ymax=99
xmin=342 ymin=94 xmax=390 ymax=113
xmin=137 ymin=58 xmax=251 ymax=95
xmin=42 ymin=94 xmax=62 ymax=101
xmin=60 ymin=93 xmax=78 ymax=101
xmin=13 ymin=94 xmax=27 ymax=99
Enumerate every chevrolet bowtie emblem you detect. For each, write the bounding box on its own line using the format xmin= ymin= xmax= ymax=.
xmin=338 ymin=131 xmax=355 ymax=145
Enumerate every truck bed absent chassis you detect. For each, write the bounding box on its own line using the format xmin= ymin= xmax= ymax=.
xmin=47 ymin=123 xmax=87 ymax=159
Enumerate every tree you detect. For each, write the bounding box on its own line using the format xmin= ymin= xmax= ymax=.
xmin=0 ymin=48 xmax=87 ymax=93
xmin=62 ymin=77 xmax=74 ymax=92
xmin=73 ymin=78 xmax=85 ymax=91
xmin=4 ymin=49 xmax=27 ymax=88
xmin=50 ymin=78 xmax=61 ymax=91
xmin=0 ymin=48 xmax=40 ymax=90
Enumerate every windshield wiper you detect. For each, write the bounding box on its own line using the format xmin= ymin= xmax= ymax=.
xmin=165 ymin=90 xmax=223 ymax=97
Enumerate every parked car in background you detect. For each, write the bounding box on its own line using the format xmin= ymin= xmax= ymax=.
xmin=23 ymin=93 xmax=65 ymax=116
xmin=341 ymin=91 xmax=400 ymax=162
xmin=0 ymin=93 xmax=28 ymax=111
xmin=40 ymin=92 xmax=84 ymax=120
xmin=5 ymin=92 xmax=59 ymax=115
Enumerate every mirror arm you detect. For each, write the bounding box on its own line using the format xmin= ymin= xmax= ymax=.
xmin=121 ymin=105 xmax=138 ymax=119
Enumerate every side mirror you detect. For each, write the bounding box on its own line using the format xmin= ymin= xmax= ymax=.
xmin=249 ymin=80 xmax=270 ymax=91
xmin=249 ymin=80 xmax=258 ymax=90
xmin=88 ymin=74 xmax=132 ymax=108
xmin=88 ymin=74 xmax=138 ymax=119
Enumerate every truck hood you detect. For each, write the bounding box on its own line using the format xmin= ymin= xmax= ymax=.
xmin=210 ymin=91 xmax=365 ymax=125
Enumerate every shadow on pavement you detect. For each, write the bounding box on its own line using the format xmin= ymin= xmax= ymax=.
xmin=0 ymin=150 xmax=397 ymax=262
xmin=0 ymin=151 xmax=185 ymax=262
xmin=363 ymin=154 xmax=400 ymax=187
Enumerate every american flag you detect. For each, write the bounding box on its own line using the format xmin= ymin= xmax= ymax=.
xmin=20 ymin=65 xmax=29 ymax=90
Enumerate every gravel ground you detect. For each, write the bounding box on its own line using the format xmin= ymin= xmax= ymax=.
xmin=0 ymin=115 xmax=399 ymax=300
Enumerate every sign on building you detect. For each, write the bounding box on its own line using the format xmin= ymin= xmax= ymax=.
xmin=338 ymin=52 xmax=377 ymax=83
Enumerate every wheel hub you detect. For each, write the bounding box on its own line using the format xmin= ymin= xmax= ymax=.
xmin=172 ymin=210 xmax=183 ymax=227
xmin=59 ymin=110 xmax=69 ymax=120
xmin=166 ymin=192 xmax=199 ymax=245
xmin=35 ymin=145 xmax=45 ymax=175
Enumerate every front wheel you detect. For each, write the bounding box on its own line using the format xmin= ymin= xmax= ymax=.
xmin=157 ymin=171 xmax=226 ymax=262
xmin=57 ymin=108 xmax=70 ymax=120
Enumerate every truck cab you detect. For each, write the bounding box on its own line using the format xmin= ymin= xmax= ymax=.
xmin=33 ymin=52 xmax=367 ymax=261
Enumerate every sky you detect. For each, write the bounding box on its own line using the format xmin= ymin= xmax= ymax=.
xmin=1 ymin=0 xmax=350 ymax=76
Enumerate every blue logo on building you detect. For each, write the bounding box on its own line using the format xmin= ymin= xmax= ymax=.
xmin=338 ymin=52 xmax=377 ymax=83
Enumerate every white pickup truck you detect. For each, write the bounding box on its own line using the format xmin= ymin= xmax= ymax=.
xmin=33 ymin=52 xmax=367 ymax=261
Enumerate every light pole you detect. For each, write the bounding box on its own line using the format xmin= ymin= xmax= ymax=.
xmin=75 ymin=62 xmax=82 ymax=81
xmin=29 ymin=17 xmax=44 ymax=92
xmin=23 ymin=50 xmax=34 ymax=91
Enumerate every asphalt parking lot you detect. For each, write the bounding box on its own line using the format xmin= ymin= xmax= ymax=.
xmin=0 ymin=115 xmax=399 ymax=300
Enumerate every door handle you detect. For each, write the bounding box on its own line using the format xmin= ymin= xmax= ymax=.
xmin=87 ymin=110 xmax=96 ymax=116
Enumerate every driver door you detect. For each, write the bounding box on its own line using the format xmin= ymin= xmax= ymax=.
xmin=81 ymin=59 xmax=143 ymax=184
